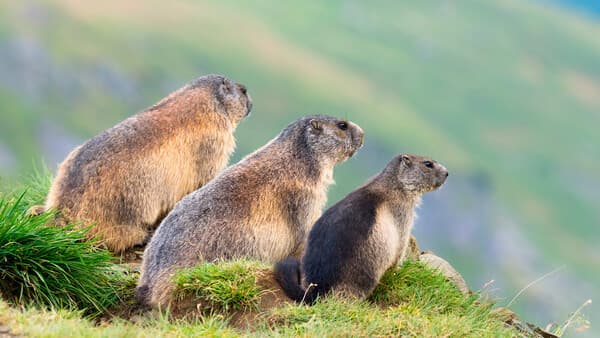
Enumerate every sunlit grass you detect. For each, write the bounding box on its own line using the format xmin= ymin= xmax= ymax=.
xmin=173 ymin=260 xmax=269 ymax=314
xmin=0 ymin=178 xmax=120 ymax=317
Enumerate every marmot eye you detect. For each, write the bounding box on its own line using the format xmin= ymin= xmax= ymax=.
xmin=337 ymin=122 xmax=348 ymax=131
xmin=424 ymin=161 xmax=434 ymax=168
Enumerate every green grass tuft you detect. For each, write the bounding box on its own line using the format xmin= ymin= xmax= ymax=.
xmin=0 ymin=190 xmax=120 ymax=317
xmin=173 ymin=260 xmax=268 ymax=314
xmin=370 ymin=260 xmax=482 ymax=312
xmin=0 ymin=164 xmax=52 ymax=214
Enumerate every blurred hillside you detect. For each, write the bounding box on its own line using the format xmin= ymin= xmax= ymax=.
xmin=0 ymin=0 xmax=598 ymax=334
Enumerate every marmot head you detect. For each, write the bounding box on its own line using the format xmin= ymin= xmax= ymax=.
xmin=193 ymin=74 xmax=252 ymax=124
xmin=292 ymin=115 xmax=364 ymax=164
xmin=384 ymin=154 xmax=448 ymax=194
xmin=154 ymin=74 xmax=252 ymax=124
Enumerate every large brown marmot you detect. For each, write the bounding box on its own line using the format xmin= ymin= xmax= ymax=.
xmin=136 ymin=115 xmax=364 ymax=307
xmin=275 ymin=154 xmax=448 ymax=303
xmin=42 ymin=74 xmax=252 ymax=253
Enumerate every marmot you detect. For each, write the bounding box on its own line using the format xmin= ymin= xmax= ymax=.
xmin=41 ymin=74 xmax=252 ymax=253
xmin=136 ymin=115 xmax=364 ymax=307
xmin=275 ymin=154 xmax=448 ymax=303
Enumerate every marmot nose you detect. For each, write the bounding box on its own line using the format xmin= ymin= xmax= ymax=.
xmin=244 ymin=94 xmax=253 ymax=116
xmin=237 ymin=84 xmax=247 ymax=95
xmin=352 ymin=124 xmax=365 ymax=147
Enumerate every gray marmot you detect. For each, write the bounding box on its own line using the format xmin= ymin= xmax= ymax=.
xmin=275 ymin=154 xmax=448 ymax=303
xmin=136 ymin=115 xmax=364 ymax=307
xmin=41 ymin=74 xmax=252 ymax=253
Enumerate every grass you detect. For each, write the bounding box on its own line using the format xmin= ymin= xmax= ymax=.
xmin=0 ymin=300 xmax=238 ymax=338
xmin=264 ymin=298 xmax=511 ymax=337
xmin=0 ymin=163 xmax=52 ymax=213
xmin=162 ymin=259 xmax=520 ymax=336
xmin=0 ymin=259 xmax=522 ymax=337
xmin=263 ymin=261 xmax=513 ymax=337
xmin=370 ymin=260 xmax=481 ymax=311
xmin=0 ymin=187 xmax=121 ymax=317
xmin=173 ymin=260 xmax=268 ymax=314
xmin=0 ymin=258 xmax=521 ymax=337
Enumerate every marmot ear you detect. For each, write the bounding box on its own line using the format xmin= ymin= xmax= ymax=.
xmin=310 ymin=119 xmax=323 ymax=131
xmin=400 ymin=154 xmax=412 ymax=166
xmin=218 ymin=82 xmax=231 ymax=99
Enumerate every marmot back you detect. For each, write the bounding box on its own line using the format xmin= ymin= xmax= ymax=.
xmin=275 ymin=154 xmax=448 ymax=303
xmin=43 ymin=74 xmax=252 ymax=253
xmin=136 ymin=115 xmax=364 ymax=307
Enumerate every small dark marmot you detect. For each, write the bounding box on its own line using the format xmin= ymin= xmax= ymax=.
xmin=275 ymin=154 xmax=448 ymax=303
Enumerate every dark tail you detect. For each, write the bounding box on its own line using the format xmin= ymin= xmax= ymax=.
xmin=274 ymin=257 xmax=318 ymax=304
xmin=135 ymin=284 xmax=150 ymax=306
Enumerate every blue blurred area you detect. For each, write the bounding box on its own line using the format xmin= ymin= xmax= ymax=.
xmin=558 ymin=0 xmax=600 ymax=16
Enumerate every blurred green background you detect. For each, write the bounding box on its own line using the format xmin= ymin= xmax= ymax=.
xmin=0 ymin=0 xmax=598 ymax=334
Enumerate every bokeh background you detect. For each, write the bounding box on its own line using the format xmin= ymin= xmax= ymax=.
xmin=1 ymin=0 xmax=598 ymax=334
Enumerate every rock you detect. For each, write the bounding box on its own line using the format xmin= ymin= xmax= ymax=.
xmin=419 ymin=252 xmax=470 ymax=294
xmin=490 ymin=307 xmax=517 ymax=322
xmin=407 ymin=235 xmax=469 ymax=294
xmin=493 ymin=308 xmax=559 ymax=338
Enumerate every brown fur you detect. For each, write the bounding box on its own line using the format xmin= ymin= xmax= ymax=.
xmin=42 ymin=75 xmax=252 ymax=253
xmin=136 ymin=115 xmax=364 ymax=307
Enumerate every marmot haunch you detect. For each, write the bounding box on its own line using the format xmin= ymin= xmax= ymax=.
xmin=41 ymin=74 xmax=252 ymax=253
xmin=275 ymin=154 xmax=448 ymax=303
xmin=136 ymin=115 xmax=364 ymax=307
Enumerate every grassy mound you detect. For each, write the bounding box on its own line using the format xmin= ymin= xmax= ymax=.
xmin=0 ymin=259 xmax=520 ymax=337
xmin=164 ymin=259 xmax=518 ymax=336
xmin=173 ymin=260 xmax=269 ymax=314
xmin=264 ymin=261 xmax=512 ymax=337
xmin=371 ymin=260 xmax=480 ymax=309
xmin=0 ymin=190 xmax=120 ymax=317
